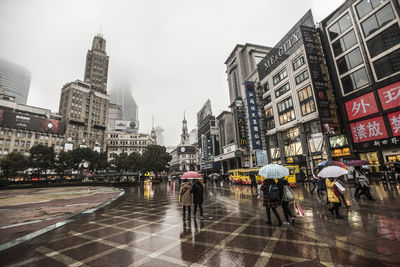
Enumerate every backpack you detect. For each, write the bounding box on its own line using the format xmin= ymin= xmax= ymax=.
xmin=268 ymin=183 xmax=280 ymax=201
xmin=282 ymin=185 xmax=294 ymax=202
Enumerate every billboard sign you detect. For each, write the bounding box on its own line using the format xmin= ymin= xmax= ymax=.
xmin=255 ymin=150 xmax=268 ymax=166
xmin=378 ymin=81 xmax=400 ymax=111
xmin=388 ymin=110 xmax=400 ymax=136
xmin=245 ymin=81 xmax=263 ymax=150
xmin=115 ymin=120 xmax=138 ymax=131
xmin=235 ymin=100 xmax=248 ymax=147
xmin=345 ymin=92 xmax=379 ymax=121
xmin=350 ymin=116 xmax=388 ymax=143
xmin=0 ymin=109 xmax=64 ymax=134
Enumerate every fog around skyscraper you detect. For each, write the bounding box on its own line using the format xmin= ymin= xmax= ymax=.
xmin=0 ymin=57 xmax=31 ymax=104
xmin=109 ymin=83 xmax=139 ymax=126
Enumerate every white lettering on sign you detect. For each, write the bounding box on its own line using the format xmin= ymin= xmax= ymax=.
xmin=352 ymin=99 xmax=370 ymax=117
xmin=383 ymin=86 xmax=400 ymax=104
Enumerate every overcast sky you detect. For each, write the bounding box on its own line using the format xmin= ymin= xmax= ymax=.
xmin=0 ymin=0 xmax=343 ymax=146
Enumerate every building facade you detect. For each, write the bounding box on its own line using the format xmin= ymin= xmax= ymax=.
xmin=0 ymin=93 xmax=65 ymax=157
xmin=107 ymin=132 xmax=156 ymax=161
xmin=256 ymin=10 xmax=340 ymax=170
xmin=224 ymin=43 xmax=271 ymax=169
xmin=58 ymin=80 xmax=109 ymax=151
xmin=109 ymin=84 xmax=139 ymax=131
xmin=215 ymin=111 xmax=238 ymax=172
xmin=108 ymin=103 xmax=123 ymax=131
xmin=84 ymin=34 xmax=109 ymax=94
xmin=0 ymin=57 xmax=31 ymax=104
xmin=319 ymin=0 xmax=400 ymax=171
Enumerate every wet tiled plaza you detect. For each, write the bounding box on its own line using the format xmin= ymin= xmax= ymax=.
xmin=0 ymin=180 xmax=400 ymax=266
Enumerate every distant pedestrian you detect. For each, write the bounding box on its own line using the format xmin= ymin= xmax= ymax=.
xmin=191 ymin=179 xmax=204 ymax=220
xmin=354 ymin=167 xmax=374 ymax=201
xmin=179 ymin=179 xmax=192 ymax=219
xmin=277 ymin=178 xmax=295 ymax=225
xmin=311 ymin=169 xmax=319 ymax=194
xmin=250 ymin=172 xmax=257 ymax=196
xmin=326 ymin=177 xmax=343 ymax=219
xmin=261 ymin=179 xmax=282 ymax=226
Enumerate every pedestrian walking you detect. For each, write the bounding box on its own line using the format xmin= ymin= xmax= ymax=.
xmin=277 ymin=178 xmax=295 ymax=225
xmin=250 ymin=172 xmax=257 ymax=196
xmin=191 ymin=179 xmax=204 ymax=220
xmin=326 ymin=177 xmax=343 ymax=219
xmin=310 ymin=169 xmax=319 ymax=194
xmin=179 ymin=179 xmax=192 ymax=219
xmin=354 ymin=167 xmax=374 ymax=201
xmin=261 ymin=179 xmax=283 ymax=226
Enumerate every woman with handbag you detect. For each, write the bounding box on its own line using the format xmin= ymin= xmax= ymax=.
xmin=179 ymin=179 xmax=192 ymax=219
xmin=326 ymin=177 xmax=343 ymax=219
xmin=277 ymin=178 xmax=295 ymax=225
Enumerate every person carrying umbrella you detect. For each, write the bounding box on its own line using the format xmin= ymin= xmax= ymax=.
xmin=354 ymin=166 xmax=374 ymax=201
xmin=191 ymin=179 xmax=204 ymax=220
xmin=326 ymin=177 xmax=343 ymax=219
xmin=179 ymin=179 xmax=192 ymax=219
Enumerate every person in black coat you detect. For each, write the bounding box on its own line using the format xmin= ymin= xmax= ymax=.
xmin=277 ymin=179 xmax=294 ymax=224
xmin=191 ymin=179 xmax=204 ymax=219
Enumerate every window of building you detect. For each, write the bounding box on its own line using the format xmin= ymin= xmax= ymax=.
xmin=0 ymin=139 xmax=2 ymax=144
xmin=298 ymin=86 xmax=316 ymax=116
xmin=361 ymin=4 xmax=395 ymax=37
xmin=332 ymin=30 xmax=358 ymax=57
xmin=337 ymin=48 xmax=364 ymax=75
xmin=356 ymin=0 xmax=386 ymax=19
xmin=15 ymin=140 xmax=19 ymax=147
xmin=265 ymin=107 xmax=275 ymax=130
xmin=273 ymin=68 xmax=288 ymax=85
xmin=295 ymin=70 xmax=309 ymax=85
xmin=341 ymin=67 xmax=369 ymax=94
xmin=277 ymin=97 xmax=296 ymax=125
xmin=265 ymin=95 xmax=272 ymax=104
xmin=292 ymin=56 xmax=305 ymax=71
xmin=263 ymin=82 xmax=270 ymax=93
xmin=367 ymin=24 xmax=400 ymax=58
xmin=328 ymin=13 xmax=352 ymax=40
xmin=275 ymin=83 xmax=290 ymax=98
xmin=373 ymin=48 xmax=400 ymax=80
xmin=5 ymin=139 xmax=10 ymax=145
xmin=26 ymin=141 xmax=31 ymax=147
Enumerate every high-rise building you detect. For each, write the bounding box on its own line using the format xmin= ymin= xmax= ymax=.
xmin=109 ymin=84 xmax=139 ymax=129
xmin=154 ymin=126 xmax=165 ymax=146
xmin=108 ymin=103 xmax=123 ymax=130
xmin=84 ymin=34 xmax=109 ymax=94
xmin=0 ymin=57 xmax=31 ymax=104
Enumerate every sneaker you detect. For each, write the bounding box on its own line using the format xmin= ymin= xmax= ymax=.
xmin=282 ymin=221 xmax=291 ymax=225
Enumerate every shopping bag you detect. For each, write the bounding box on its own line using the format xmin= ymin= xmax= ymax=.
xmin=178 ymin=194 xmax=182 ymax=203
xmin=296 ymin=203 xmax=304 ymax=216
xmin=335 ymin=181 xmax=346 ymax=193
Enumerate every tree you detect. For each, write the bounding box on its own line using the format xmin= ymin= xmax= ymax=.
xmin=29 ymin=145 xmax=56 ymax=177
xmin=128 ymin=152 xmax=142 ymax=172
xmin=141 ymin=145 xmax=172 ymax=177
xmin=0 ymin=152 xmax=28 ymax=179
xmin=114 ymin=153 xmax=131 ymax=172
xmin=54 ymin=151 xmax=74 ymax=180
xmin=91 ymin=152 xmax=110 ymax=173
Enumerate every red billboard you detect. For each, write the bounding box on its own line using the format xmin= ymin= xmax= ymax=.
xmin=350 ymin=116 xmax=388 ymax=143
xmin=378 ymin=81 xmax=400 ymax=111
xmin=345 ymin=92 xmax=378 ymax=121
xmin=388 ymin=111 xmax=400 ymax=137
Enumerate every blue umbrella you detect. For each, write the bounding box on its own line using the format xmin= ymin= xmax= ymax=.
xmin=258 ymin=164 xmax=289 ymax=179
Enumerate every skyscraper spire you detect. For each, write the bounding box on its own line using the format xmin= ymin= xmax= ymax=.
xmin=151 ymin=114 xmax=156 ymax=139
xmin=180 ymin=111 xmax=189 ymax=145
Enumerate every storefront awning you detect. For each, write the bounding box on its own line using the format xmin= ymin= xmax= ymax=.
xmin=214 ymin=150 xmax=237 ymax=162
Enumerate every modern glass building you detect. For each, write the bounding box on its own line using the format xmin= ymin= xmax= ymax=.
xmin=0 ymin=57 xmax=31 ymax=104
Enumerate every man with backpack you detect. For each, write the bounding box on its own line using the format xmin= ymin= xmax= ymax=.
xmin=261 ymin=178 xmax=282 ymax=226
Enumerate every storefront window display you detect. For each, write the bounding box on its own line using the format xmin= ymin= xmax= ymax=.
xmin=360 ymin=152 xmax=380 ymax=172
xmin=387 ymin=154 xmax=400 ymax=162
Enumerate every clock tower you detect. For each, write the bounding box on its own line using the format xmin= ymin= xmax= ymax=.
xmin=180 ymin=111 xmax=189 ymax=145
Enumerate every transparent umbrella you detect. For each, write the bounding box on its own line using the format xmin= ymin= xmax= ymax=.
xmin=258 ymin=164 xmax=289 ymax=179
xmin=317 ymin=166 xmax=348 ymax=178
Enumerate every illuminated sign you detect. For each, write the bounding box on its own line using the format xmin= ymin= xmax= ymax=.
xmin=345 ymin=92 xmax=379 ymax=121
xmin=350 ymin=116 xmax=388 ymax=143
xmin=332 ymin=147 xmax=351 ymax=157
xmin=378 ymin=81 xmax=400 ymax=111
xmin=245 ymin=81 xmax=262 ymax=150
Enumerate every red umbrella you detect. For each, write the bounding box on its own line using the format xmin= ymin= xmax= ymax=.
xmin=347 ymin=160 xmax=370 ymax=166
xmin=180 ymin=171 xmax=203 ymax=179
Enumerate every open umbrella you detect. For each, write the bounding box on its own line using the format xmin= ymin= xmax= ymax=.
xmin=347 ymin=160 xmax=369 ymax=166
xmin=318 ymin=160 xmax=348 ymax=169
xmin=317 ymin=166 xmax=348 ymax=178
xmin=180 ymin=171 xmax=202 ymax=179
xmin=258 ymin=164 xmax=289 ymax=179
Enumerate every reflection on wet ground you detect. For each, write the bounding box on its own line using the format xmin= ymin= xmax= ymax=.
xmin=0 ymin=180 xmax=399 ymax=266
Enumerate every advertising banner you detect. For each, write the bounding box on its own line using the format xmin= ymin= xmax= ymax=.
xmin=235 ymin=100 xmax=248 ymax=147
xmin=115 ymin=120 xmax=137 ymax=131
xmin=255 ymin=150 xmax=268 ymax=166
xmin=388 ymin=110 xmax=400 ymax=136
xmin=350 ymin=116 xmax=388 ymax=143
xmin=345 ymin=92 xmax=379 ymax=121
xmin=378 ymin=81 xmax=400 ymax=111
xmin=245 ymin=81 xmax=263 ymax=150
xmin=0 ymin=109 xmax=64 ymax=134
xmin=201 ymin=134 xmax=208 ymax=160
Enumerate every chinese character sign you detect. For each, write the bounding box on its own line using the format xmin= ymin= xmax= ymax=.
xmin=388 ymin=111 xmax=400 ymax=137
xmin=378 ymin=81 xmax=400 ymax=111
xmin=345 ymin=92 xmax=378 ymax=121
xmin=350 ymin=116 xmax=388 ymax=143
xmin=245 ymin=81 xmax=263 ymax=150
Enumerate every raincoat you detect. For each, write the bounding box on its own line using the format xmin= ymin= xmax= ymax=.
xmin=179 ymin=182 xmax=192 ymax=206
xmin=326 ymin=178 xmax=340 ymax=203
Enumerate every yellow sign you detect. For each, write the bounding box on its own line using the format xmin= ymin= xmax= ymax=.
xmin=332 ymin=147 xmax=351 ymax=157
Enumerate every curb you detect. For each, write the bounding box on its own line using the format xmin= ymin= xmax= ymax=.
xmin=0 ymin=188 xmax=125 ymax=252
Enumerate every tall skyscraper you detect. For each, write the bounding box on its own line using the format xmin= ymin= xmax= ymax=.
xmin=155 ymin=126 xmax=165 ymax=146
xmin=109 ymin=84 xmax=138 ymax=124
xmin=84 ymin=34 xmax=109 ymax=94
xmin=0 ymin=57 xmax=31 ymax=104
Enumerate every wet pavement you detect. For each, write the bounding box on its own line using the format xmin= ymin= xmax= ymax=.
xmin=0 ymin=180 xmax=399 ymax=266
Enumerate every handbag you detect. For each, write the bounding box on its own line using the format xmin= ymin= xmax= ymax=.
xmin=334 ymin=181 xmax=346 ymax=194
xmin=283 ymin=185 xmax=294 ymax=202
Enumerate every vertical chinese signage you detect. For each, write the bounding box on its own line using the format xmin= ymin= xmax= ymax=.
xmin=245 ymin=81 xmax=263 ymax=150
xmin=301 ymin=26 xmax=335 ymax=134
xmin=201 ymin=134 xmax=208 ymax=160
xmin=235 ymin=99 xmax=248 ymax=147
